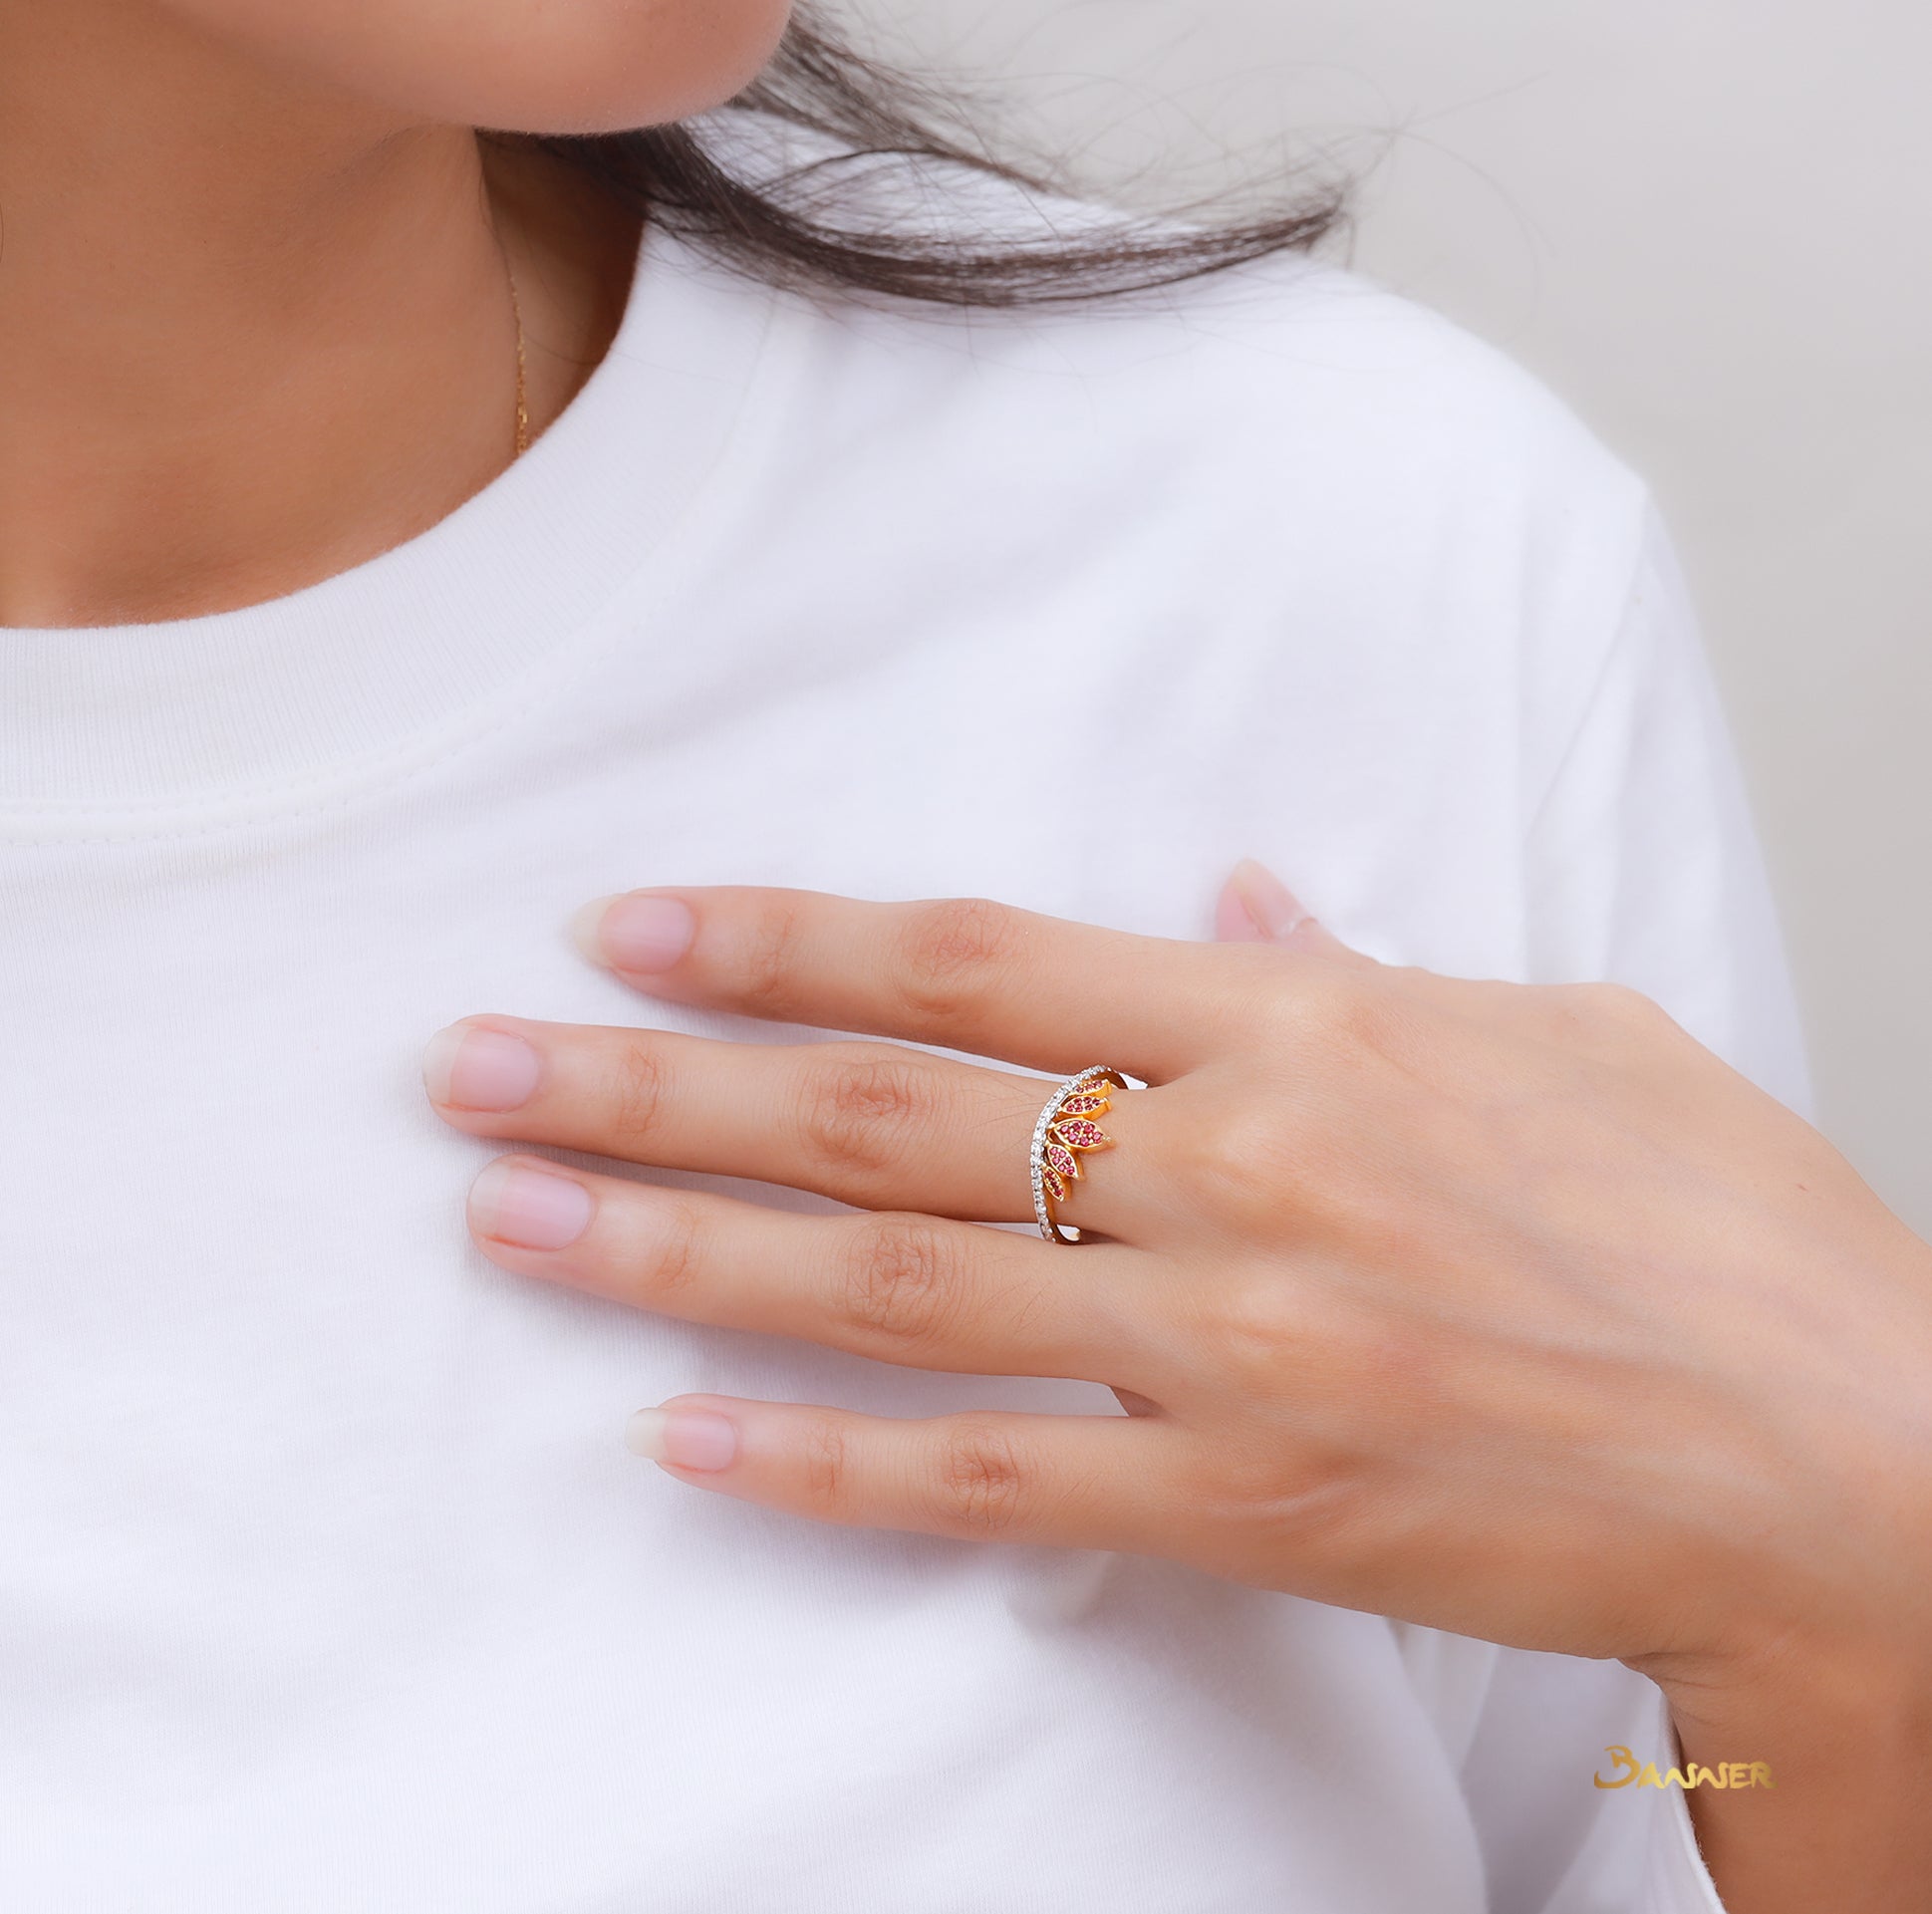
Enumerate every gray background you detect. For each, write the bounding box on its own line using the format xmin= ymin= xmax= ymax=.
xmin=871 ymin=1 xmax=1932 ymax=1233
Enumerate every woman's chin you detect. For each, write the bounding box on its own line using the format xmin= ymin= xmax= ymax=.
xmin=168 ymin=0 xmax=797 ymax=136
xmin=438 ymin=0 xmax=800 ymax=137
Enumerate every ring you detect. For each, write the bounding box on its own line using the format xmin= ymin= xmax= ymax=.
xmin=1029 ymin=1065 xmax=1128 ymax=1243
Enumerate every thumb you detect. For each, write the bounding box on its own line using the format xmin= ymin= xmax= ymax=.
xmin=1214 ymin=858 xmax=1371 ymax=964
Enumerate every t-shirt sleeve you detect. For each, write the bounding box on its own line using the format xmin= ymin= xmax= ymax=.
xmin=1519 ymin=498 xmax=1810 ymax=1115
xmin=1456 ymin=1646 xmax=1728 ymax=1913
xmin=1456 ymin=498 xmax=1808 ymax=1911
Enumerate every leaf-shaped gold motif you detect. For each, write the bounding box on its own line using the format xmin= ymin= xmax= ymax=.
xmin=1058 ymin=1090 xmax=1111 ymax=1118
xmin=1051 ymin=1117 xmax=1111 ymax=1152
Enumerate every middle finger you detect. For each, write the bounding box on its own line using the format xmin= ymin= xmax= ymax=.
xmin=423 ymin=1015 xmax=1153 ymax=1233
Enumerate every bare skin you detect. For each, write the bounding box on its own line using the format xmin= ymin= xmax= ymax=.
xmin=4 ymin=1 xmax=1922 ymax=1905
xmin=0 ymin=0 xmax=784 ymax=626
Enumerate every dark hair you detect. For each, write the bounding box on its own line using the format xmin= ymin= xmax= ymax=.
xmin=518 ymin=8 xmax=1345 ymax=309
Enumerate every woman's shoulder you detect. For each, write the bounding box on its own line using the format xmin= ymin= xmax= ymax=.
xmin=750 ymin=216 xmax=1649 ymax=576
xmin=669 ymin=120 xmax=1650 ymax=559
xmin=641 ymin=137 xmax=1668 ymax=748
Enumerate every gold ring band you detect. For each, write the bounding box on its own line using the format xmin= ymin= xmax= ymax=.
xmin=1029 ymin=1066 xmax=1127 ymax=1244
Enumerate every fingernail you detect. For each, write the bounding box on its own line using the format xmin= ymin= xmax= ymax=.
xmin=469 ymin=1158 xmax=594 ymax=1250
xmin=422 ymin=1022 xmax=542 ymax=1112
xmin=572 ymin=894 xmax=695 ymax=974
xmin=1221 ymin=858 xmax=1310 ymax=944
xmin=626 ymin=1405 xmax=738 ymax=1472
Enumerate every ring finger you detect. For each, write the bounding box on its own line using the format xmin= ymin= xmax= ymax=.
xmin=423 ymin=1016 xmax=1155 ymax=1235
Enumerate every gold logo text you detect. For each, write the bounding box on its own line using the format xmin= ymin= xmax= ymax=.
xmin=1593 ymin=1747 xmax=1774 ymax=1790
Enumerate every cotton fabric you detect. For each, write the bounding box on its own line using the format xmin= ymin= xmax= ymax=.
xmin=0 ymin=178 xmax=1803 ymax=1910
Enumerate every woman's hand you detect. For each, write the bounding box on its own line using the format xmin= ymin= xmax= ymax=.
xmin=422 ymin=872 xmax=1932 ymax=1908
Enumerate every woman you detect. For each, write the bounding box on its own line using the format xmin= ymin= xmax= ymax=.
xmin=5 ymin=0 xmax=1903 ymax=1908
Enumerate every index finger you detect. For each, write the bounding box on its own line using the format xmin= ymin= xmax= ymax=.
xmin=570 ymin=887 xmax=1244 ymax=1081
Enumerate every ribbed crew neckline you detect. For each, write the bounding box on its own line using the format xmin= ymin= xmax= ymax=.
xmin=0 ymin=217 xmax=786 ymax=822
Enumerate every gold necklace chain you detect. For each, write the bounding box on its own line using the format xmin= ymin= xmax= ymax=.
xmin=505 ymin=257 xmax=530 ymax=458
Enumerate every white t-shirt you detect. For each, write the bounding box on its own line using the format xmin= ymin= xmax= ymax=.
xmin=0 ymin=181 xmax=1804 ymax=1912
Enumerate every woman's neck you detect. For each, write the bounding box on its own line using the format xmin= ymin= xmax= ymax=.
xmin=0 ymin=4 xmax=636 ymax=628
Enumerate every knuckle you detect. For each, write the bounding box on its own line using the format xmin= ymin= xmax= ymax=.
xmin=1298 ymin=969 xmax=1397 ymax=1056
xmin=1239 ymin=966 xmax=1386 ymax=1082
xmin=1535 ymin=984 xmax=1603 ymax=1045
xmin=1192 ymin=1422 xmax=1311 ymax=1511
xmin=1208 ymin=1440 xmax=1366 ymax=1562
xmin=628 ymin=1197 xmax=703 ymax=1305
xmin=1172 ymin=1096 xmax=1307 ymax=1232
xmin=607 ymin=1035 xmax=675 ymax=1147
xmin=1185 ymin=1366 xmax=1378 ymax=1535
xmin=735 ymin=898 xmax=811 ymax=1016
xmin=836 ymin=1212 xmax=961 ymax=1353
xmin=892 ymin=897 xmax=1025 ymax=1024
xmin=929 ymin=1419 xmax=1028 ymax=1536
xmin=1549 ymin=980 xmax=1677 ymax=1048
xmin=1585 ymin=980 xmax=1669 ymax=1027
xmin=1220 ymin=943 xmax=1317 ymax=1024
xmin=798 ymin=1048 xmax=935 ymax=1184
xmin=1195 ymin=1274 xmax=1440 ymax=1451
xmin=797 ymin=1418 xmax=851 ymax=1519
xmin=1202 ymin=1273 xmax=1311 ymax=1393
